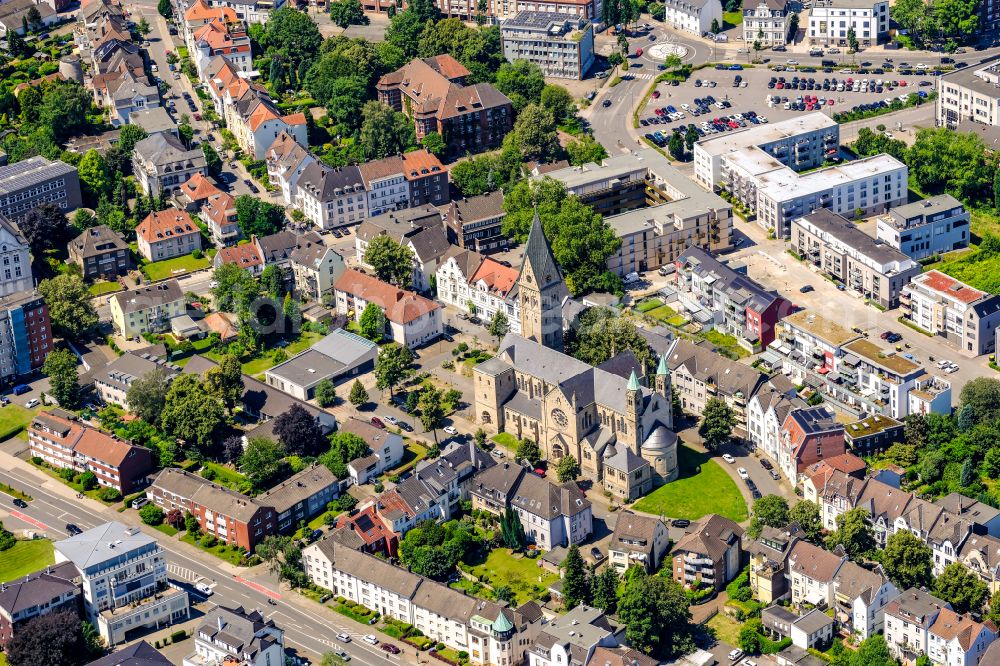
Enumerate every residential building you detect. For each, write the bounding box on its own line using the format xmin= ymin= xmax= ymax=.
xmin=147 ymin=468 xmax=277 ymax=552
xmin=540 ymin=150 xmax=734 ymax=273
xmin=786 ymin=540 xmax=846 ymax=608
xmin=357 ymin=150 xmax=448 ymax=217
xmin=938 ymin=492 xmax=1000 ymax=538
xmin=253 ymin=230 xmax=308 ymax=271
xmin=0 ymin=215 xmax=31 ymax=297
xmin=132 ymin=133 xmax=208 ymax=197
xmin=334 ymin=269 xmax=442 ymax=348
xmin=500 ymin=12 xmax=595 ymax=80
xmin=807 ymin=0 xmax=889 ymax=47
xmin=330 ymin=506 xmax=398 ymax=557
xmin=777 ymin=406 xmax=846 ymax=484
xmin=257 ymin=465 xmax=340 ymax=533
xmin=202 ymin=190 xmax=240 ymax=247
xmin=884 ymin=588 xmax=950 ymax=666
xmin=470 ymin=463 xmax=593 ymax=550
xmin=376 ymin=472 xmax=457 ymax=536
xmin=54 ymin=522 xmax=190 ymax=645
xmin=191 ymin=18 xmax=252 ymax=79
xmin=937 ymin=58 xmax=1000 ymax=130
xmin=671 ymin=514 xmax=744 ymax=592
xmin=296 ymin=163 xmax=367 ymax=231
xmin=176 ymin=173 xmax=222 ymax=211
xmin=608 ymin=511 xmax=670 ymax=572
xmin=762 ymin=606 xmax=835 ymax=651
xmin=694 ymin=113 xmax=907 ymax=238
xmin=182 ymin=0 xmax=238 ymax=49
xmin=876 ymin=195 xmax=970 ymax=261
xmin=959 ymin=533 xmax=1000 ymax=595
xmin=0 ymin=156 xmax=82 ymax=221
xmin=290 ymin=238 xmax=344 ymax=301
xmin=747 ymin=523 xmax=804 ymax=603
xmin=791 ymin=209 xmax=920 ymax=308
xmin=674 ymin=247 xmax=792 ymax=351
xmin=340 ymin=417 xmax=405 ymax=485
xmin=927 ymin=608 xmax=996 ymax=666
xmin=527 ymin=605 xmax=622 ymax=666
xmin=845 ymin=414 xmax=903 ymax=457
xmin=901 ymin=270 xmax=1000 ymax=356
xmin=743 ymin=0 xmax=790 ymax=46
xmin=377 ymin=56 xmax=513 ymax=157
xmin=92 ymin=641 xmax=172 ymax=666
xmin=800 ymin=454 xmax=867 ymax=504
xmin=109 ymin=280 xmax=186 ymax=339
xmin=423 ymin=440 xmax=498 ymax=500
xmin=0 ymin=290 xmax=52 ymax=379
xmin=0 ymin=561 xmax=81 ymax=650
xmin=746 ymin=375 xmax=805 ymax=461
xmin=103 ymin=71 xmax=160 ymax=128
xmin=68 ymin=225 xmax=134 ymax=280
xmin=661 ymin=0 xmax=722 ymax=36
xmin=215 ymin=242 xmax=264 ymax=276
xmin=264 ymin=329 xmax=377 ymax=401
xmin=29 ymin=409 xmax=154 ymax=494
xmin=436 ymin=246 xmax=520 ymax=333
xmin=128 ymin=108 xmax=177 ymax=139
xmin=441 ymin=191 xmax=507 ymax=253
xmin=184 ymin=605 xmax=284 ymax=666
xmin=0 ymin=0 xmax=57 ymax=35
xmin=93 ymin=351 xmax=180 ymax=408
xmin=136 ymin=209 xmax=202 ymax=262
xmin=832 ymin=560 xmax=897 ymax=639
xmin=356 ymin=206 xmax=451 ymax=292
xmin=206 ymin=0 xmax=284 ymax=23
xmin=265 ymin=132 xmax=316 ymax=207
xmin=909 ymin=375 xmax=953 ymax=416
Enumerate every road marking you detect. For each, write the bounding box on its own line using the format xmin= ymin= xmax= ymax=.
xmin=233 ymin=575 xmax=281 ymax=599
xmin=168 ymin=564 xmax=201 ymax=581
xmin=9 ymin=509 xmax=48 ymax=531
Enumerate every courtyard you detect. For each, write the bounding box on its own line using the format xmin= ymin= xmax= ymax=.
xmin=457 ymin=548 xmax=559 ymax=606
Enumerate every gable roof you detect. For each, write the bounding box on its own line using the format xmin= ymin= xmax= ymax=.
xmin=787 ymin=540 xmax=845 ymax=583
xmin=150 ymin=468 xmax=268 ymax=522
xmin=136 ymin=209 xmax=199 ymax=244
xmin=334 ymin=269 xmax=440 ymax=325
xmin=673 ymin=514 xmax=743 ymax=563
xmin=0 ymin=560 xmax=78 ymax=617
xmin=217 ymin=242 xmax=264 ymax=269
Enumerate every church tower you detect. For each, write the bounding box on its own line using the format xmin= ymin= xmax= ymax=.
xmin=655 ymin=352 xmax=673 ymax=430
xmin=624 ymin=369 xmax=643 ymax=449
xmin=517 ymin=209 xmax=569 ymax=351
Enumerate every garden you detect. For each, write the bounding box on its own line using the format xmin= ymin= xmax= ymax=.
xmin=457 ymin=547 xmax=558 ymax=606
xmin=140 ymin=248 xmax=217 ymax=281
xmin=632 ymin=445 xmax=749 ymax=522
xmin=0 ymin=404 xmax=43 ymax=441
xmin=0 ymin=539 xmax=54 ymax=581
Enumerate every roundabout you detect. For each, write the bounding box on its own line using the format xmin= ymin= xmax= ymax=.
xmin=648 ymin=41 xmax=690 ymax=61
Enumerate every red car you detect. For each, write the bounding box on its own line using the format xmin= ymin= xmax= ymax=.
xmin=381 ymin=645 xmax=401 ymax=655
xmin=194 ymin=112 xmax=202 ymax=121
xmin=635 ymin=47 xmax=643 ymax=57
xmin=370 ymin=416 xmax=386 ymax=429
xmin=652 ymin=90 xmax=660 ymax=98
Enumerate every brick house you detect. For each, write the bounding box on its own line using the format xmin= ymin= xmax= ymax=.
xmin=777 ymin=406 xmax=846 ymax=485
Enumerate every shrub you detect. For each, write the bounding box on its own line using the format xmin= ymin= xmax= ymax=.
xmin=139 ymin=503 xmax=165 ymax=526
xmin=30 ymin=456 xmax=42 ymax=465
xmin=58 ymin=467 xmax=75 ymax=482
xmin=201 ymin=534 xmax=218 ymax=548
xmin=201 ymin=466 xmax=217 ymax=481
xmin=192 ymin=249 xmax=203 ymax=259
xmin=97 ymin=487 xmax=121 ymax=502
xmin=79 ymin=471 xmax=98 ymax=490
xmin=437 ymin=643 xmax=446 ymax=651
xmin=170 ymin=630 xmax=187 ymax=642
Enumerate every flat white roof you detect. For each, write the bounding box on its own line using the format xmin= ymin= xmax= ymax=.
xmin=696 ymin=113 xmax=838 ymax=158
xmin=758 ymin=154 xmax=907 ymax=202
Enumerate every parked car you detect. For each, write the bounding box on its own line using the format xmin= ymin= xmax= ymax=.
xmin=722 ymin=453 xmax=736 ymax=464
xmin=370 ymin=417 xmax=386 ymax=429
xmin=760 ymin=459 xmax=773 ymax=471
xmin=728 ymin=649 xmax=744 ymax=662
xmin=25 ymin=398 xmax=39 ymax=409
xmin=443 ymin=425 xmax=458 ymax=435
xmin=737 ymin=467 xmax=749 ymax=480
xmin=769 ymin=470 xmax=781 ymax=481
xmin=12 ymin=384 xmax=29 ymax=395
xmin=671 ymin=518 xmax=690 ymax=528
xmin=363 ymin=635 xmax=379 ymax=646
xmin=799 ymin=284 xmax=814 ymax=293
xmin=602 ymin=99 xmax=612 ymax=107
xmin=65 ymin=523 xmax=82 ymax=536
xmin=381 ymin=644 xmax=401 ymax=655
xmin=382 ymin=415 xmax=398 ymax=425
xmin=195 ymin=582 xmax=214 ymax=596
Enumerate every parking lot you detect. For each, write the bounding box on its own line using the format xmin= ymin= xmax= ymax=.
xmin=638 ymin=60 xmax=942 ymax=143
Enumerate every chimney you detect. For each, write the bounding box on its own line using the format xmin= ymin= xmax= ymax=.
xmin=218 ymin=616 xmax=225 ymax=631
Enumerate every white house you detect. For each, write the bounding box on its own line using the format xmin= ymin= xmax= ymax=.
xmin=333 ymin=269 xmax=442 ymax=349
xmin=436 ymin=246 xmax=521 ymax=332
xmin=661 ymin=0 xmax=721 ymax=36
xmin=184 ymin=605 xmax=284 ymax=666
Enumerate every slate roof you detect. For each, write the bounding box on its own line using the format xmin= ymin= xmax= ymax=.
xmin=787 ymin=540 xmax=844 ymax=583
xmin=678 ymin=246 xmax=784 ymax=314
xmin=68 ymin=225 xmax=129 ymax=259
xmin=832 ymin=561 xmax=889 ymax=604
xmin=297 ymin=163 xmax=365 ymax=201
xmin=666 ymin=338 xmax=766 ymax=398
xmin=256 ymin=465 xmax=338 ymax=515
xmin=112 ymin=280 xmax=185 ymax=314
xmin=313 ymin=538 xmax=423 ymax=597
xmin=602 ymin=443 xmax=649 ymax=474
xmin=0 ymin=561 xmax=78 ymax=617
xmin=673 ymin=514 xmax=743 ymax=563
xmin=195 ymin=606 xmax=279 ymax=661
xmin=518 ymin=210 xmax=563 ymax=291
xmin=134 ymin=132 xmax=204 ymax=169
xmin=610 ymin=511 xmax=664 ymax=555
xmin=86 ymin=641 xmax=173 ymax=666
xmin=885 ymin=587 xmax=948 ymax=626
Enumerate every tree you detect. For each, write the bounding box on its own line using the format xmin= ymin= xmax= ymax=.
xmin=6 ymin=610 xmax=88 ymax=666
xmin=205 ymin=354 xmax=244 ymax=413
xmin=516 ymin=438 xmax=542 ymax=465
xmin=256 ymin=534 xmax=306 ymax=585
xmin=139 ymin=503 xmax=165 ymax=525
xmin=506 ymin=103 xmax=560 ymax=163
xmin=260 ymin=265 xmax=284 ymax=299
xmin=78 ymin=150 xmax=111 ymax=205
xmin=310 ymin=75 xmax=368 ymax=129
xmin=322 ymin=653 xmax=349 ymax=666
xmin=881 ymin=529 xmax=933 ymax=590
xmin=315 ymin=379 xmax=336 ymax=408
xmin=330 ymin=0 xmax=368 ymax=26
xmin=557 ymin=455 xmax=580 ymax=483
xmin=363 ymin=235 xmax=414 ymax=288
xmin=541 ymin=84 xmax=575 ymax=124
xmin=421 ymin=131 xmax=447 ymax=157
xmin=846 ymin=26 xmax=859 ymax=52
xmin=359 ymin=101 xmax=415 ymax=160
xmin=908 ymin=128 xmax=993 ymax=206
xmin=747 ymin=495 xmax=789 ymax=539
xmin=494 ymin=60 xmax=545 ymax=111
xmin=417 ymin=387 xmax=446 ymax=443
xmin=19 ymin=203 xmax=72 ymax=254
xmin=202 ymin=143 xmax=223 ymax=179
xmin=126 ymin=367 xmax=172 ymax=426
xmin=684 ymin=125 xmax=699 ymax=152
xmin=698 ymin=398 xmax=735 ymax=451
xmin=668 ymin=131 xmax=685 ymax=161
xmin=500 ymin=506 xmax=526 ymax=549
xmin=710 ymin=17 xmax=721 ymax=33
xmin=160 ymin=374 xmax=226 ymax=450
xmin=825 ymin=507 xmax=875 ymax=560
xmin=157 ymin=0 xmax=172 ymax=18
xmin=374 ymin=343 xmax=413 ymax=400
xmin=960 ymin=377 xmax=1000 ymax=425
xmin=564 ymin=307 xmax=653 ymax=367
xmin=259 ymin=8 xmax=322 ymax=85
xmin=135 ymin=16 xmax=150 ymax=35
xmin=566 ymin=135 xmax=608 ymax=167
xmin=738 ymin=618 xmax=763 ymax=655
xmin=562 ymin=544 xmax=588 ymax=609
xmin=591 ymin=566 xmax=619 ymax=614
xmin=235 ymin=195 xmax=285 ymax=238
xmin=788 ymin=500 xmax=823 ymax=542
xmin=488 ymin=311 xmax=510 ymax=345
xmin=851 ymin=634 xmax=893 ymax=666
xmin=43 ymin=349 xmax=80 ymax=409
xmin=349 ymin=379 xmax=369 ymax=406
xmin=934 ymin=561 xmax=990 ymax=614
xmin=212 ymin=262 xmax=259 ymax=313
xmin=891 ymin=0 xmax=927 ymax=40
xmin=184 ymin=511 xmax=200 ymax=534
xmin=273 ymin=403 xmax=326 ymax=456
xmin=617 ymin=569 xmax=695 ymax=659
xmin=240 ymin=437 xmax=287 ymax=489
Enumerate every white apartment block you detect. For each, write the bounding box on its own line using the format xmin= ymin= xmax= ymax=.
xmin=296 ymin=163 xmax=368 ymax=230
xmin=660 ymin=0 xmax=722 ymax=37
xmin=743 ymin=0 xmax=789 ymax=45
xmin=807 ymin=0 xmax=888 ymax=48
xmin=901 ymin=270 xmax=1000 ymax=357
xmin=876 ymin=195 xmax=970 ymax=261
xmin=436 ymin=247 xmax=521 ymax=334
xmin=926 ymin=608 xmax=996 ymax=666
xmin=500 ymin=12 xmax=595 ymax=80
xmin=937 ymin=59 xmax=1000 ymax=129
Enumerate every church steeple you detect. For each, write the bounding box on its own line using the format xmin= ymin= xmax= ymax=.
xmin=655 ymin=352 xmax=672 ymax=429
xmin=517 ymin=208 xmax=568 ymax=351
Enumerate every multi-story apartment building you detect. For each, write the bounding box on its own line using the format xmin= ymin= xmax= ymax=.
xmin=0 ymin=561 xmax=80 ymax=650
xmin=133 ymin=133 xmax=208 ymax=197
xmin=290 ymin=237 xmax=345 ymax=301
xmin=743 ymin=0 xmax=790 ymax=46
xmin=54 ymin=522 xmax=190 ymax=645
xmin=608 ymin=511 xmax=670 ymax=573
xmin=110 ymin=280 xmax=186 ymax=339
xmin=876 ymin=195 xmax=970 ymax=261
xmin=937 ymin=58 xmax=1000 ymax=130
xmin=884 ymin=588 xmax=950 ymax=665
xmin=357 ymin=150 xmax=448 ymax=218
xmin=660 ymin=0 xmax=722 ymax=36
xmin=926 ymin=608 xmax=996 ymax=666
xmin=29 ymin=409 xmax=154 ymax=494
xmin=671 ymin=514 xmax=743 ymax=592
xmin=541 ymin=149 xmax=734 ymax=274
xmin=777 ymin=406 xmax=846 ymax=484
xmin=256 ymin=465 xmax=340 ymax=534
xmin=296 ymin=163 xmax=367 ymax=231
xmin=901 ymin=270 xmax=1000 ymax=356
xmin=666 ymin=338 xmax=766 ymax=430
xmin=185 ymin=605 xmax=285 ymax=666
xmin=136 ymin=209 xmax=203 ymax=262
xmin=183 ymin=0 xmax=238 ymax=50
xmin=334 ymin=269 xmax=442 ymax=348
xmin=441 ymin=192 xmax=507 ymax=253
xmin=0 ymin=290 xmax=52 ymax=379
xmin=67 ymin=225 xmax=134 ymax=279
xmin=191 ymin=17 xmax=252 ymax=79
xmin=93 ymin=351 xmax=180 ymax=408
xmin=356 ymin=206 xmax=450 ymax=292
xmin=206 ymin=0 xmax=284 ymax=23
xmin=265 ymin=131 xmax=316 ymax=208
xmin=844 ymin=414 xmax=903 ymax=457
xmin=147 ymin=468 xmax=277 ymax=552
xmin=500 ymin=12 xmax=594 ymax=80
xmin=0 ymin=157 xmax=82 ymax=221
xmin=807 ymin=0 xmax=888 ymax=48
xmin=746 ymin=376 xmax=805 ymax=462
xmin=202 ymin=190 xmax=240 ymax=247
xmin=377 ymin=56 xmax=513 ymax=158
xmin=436 ymin=246 xmax=520 ymax=333
xmin=674 ymin=247 xmax=792 ymax=351
xmin=791 ymin=209 xmax=920 ymax=309
xmin=0 ymin=215 xmax=32 ymax=297
xmin=747 ymin=524 xmax=803 ymax=603
xmin=527 ymin=606 xmax=624 ymax=666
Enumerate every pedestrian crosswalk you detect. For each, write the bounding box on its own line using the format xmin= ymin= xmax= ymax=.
xmin=631 ymin=72 xmax=654 ymax=80
xmin=168 ymin=564 xmax=200 ymax=582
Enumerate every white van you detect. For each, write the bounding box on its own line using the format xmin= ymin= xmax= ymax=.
xmin=195 ymin=582 xmax=214 ymax=596
xmin=623 ymin=271 xmax=640 ymax=284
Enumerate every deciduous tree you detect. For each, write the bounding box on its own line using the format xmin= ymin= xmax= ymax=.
xmin=315 ymin=379 xmax=336 ymax=407
xmin=488 ymin=310 xmax=509 ymax=345
xmin=205 ymin=354 xmax=244 ymax=413
xmin=934 ymin=561 xmax=989 ymax=613
xmin=126 ymin=367 xmax=171 ymax=426
xmin=240 ymin=437 xmax=287 ymax=489
xmin=38 ymin=273 xmax=97 ymax=338
xmin=362 ymin=233 xmax=414 ymax=288
xmin=494 ymin=60 xmax=545 ymax=111
xmin=747 ymin=495 xmax=789 ymax=539
xmin=617 ymin=568 xmax=695 ymax=658
xmin=359 ymin=101 xmax=415 ymax=160
xmin=374 ymin=343 xmax=413 ymax=400
xmin=349 ymin=379 xmax=369 ymax=406
xmin=825 ymin=507 xmax=875 ymax=560
xmin=516 ymin=438 xmax=541 ymax=465
xmin=6 ymin=610 xmax=87 ymax=666
xmin=43 ymin=349 xmax=80 ymax=409
xmin=329 ymin=0 xmax=368 ymax=26
xmin=788 ymin=499 xmax=823 ymax=542
xmin=19 ymin=203 xmax=72 ymax=254
xmin=556 ymin=455 xmax=580 ymax=483
xmin=161 ymin=374 xmax=226 ymax=451
xmin=591 ymin=566 xmax=619 ymax=614
xmin=881 ymin=529 xmax=933 ymax=590
xmin=698 ymin=398 xmax=735 ymax=451
xmin=273 ymin=403 xmax=326 ymax=456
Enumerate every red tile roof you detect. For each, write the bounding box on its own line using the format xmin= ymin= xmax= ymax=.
xmin=217 ymin=243 xmax=263 ymax=269
xmin=334 ymin=269 xmax=440 ymax=325
xmin=136 ymin=210 xmax=199 ymax=244
xmin=179 ymin=173 xmax=222 ymax=203
xmin=916 ymin=270 xmax=986 ymax=304
xmin=470 ymin=257 xmax=518 ymax=297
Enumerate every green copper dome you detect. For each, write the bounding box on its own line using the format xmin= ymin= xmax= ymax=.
xmin=657 ymin=352 xmax=668 ymax=376
xmin=627 ymin=370 xmax=641 ymax=391
xmin=492 ymin=611 xmax=514 ymax=633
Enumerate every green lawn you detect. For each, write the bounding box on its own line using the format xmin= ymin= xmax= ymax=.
xmin=645 ymin=304 xmax=677 ymax=322
xmin=200 ymin=462 xmax=250 ymax=493
xmin=459 ymin=548 xmax=558 ymax=605
xmin=180 ymin=533 xmax=245 ymax=566
xmin=0 ymin=540 xmax=54 ymax=581
xmin=141 ymin=251 xmax=215 ymax=281
xmin=723 ymin=10 xmax=743 ymax=29
xmin=491 ymin=432 xmax=518 ymax=449
xmin=0 ymin=404 xmax=42 ymax=441
xmin=382 ymin=441 xmax=429 ymax=479
xmin=704 ymin=330 xmax=751 ymax=359
xmin=636 ymin=298 xmax=664 ymax=313
xmin=632 ymin=445 xmax=749 ymax=522
xmin=307 ymin=509 xmax=342 ymax=531
xmin=707 ymin=613 xmax=742 ymax=645
xmin=935 ymin=247 xmax=1000 ymax=293
xmin=88 ymin=281 xmax=121 ymax=296
xmin=209 ymin=331 xmax=324 ymax=376
xmin=154 ymin=523 xmax=179 ymax=537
